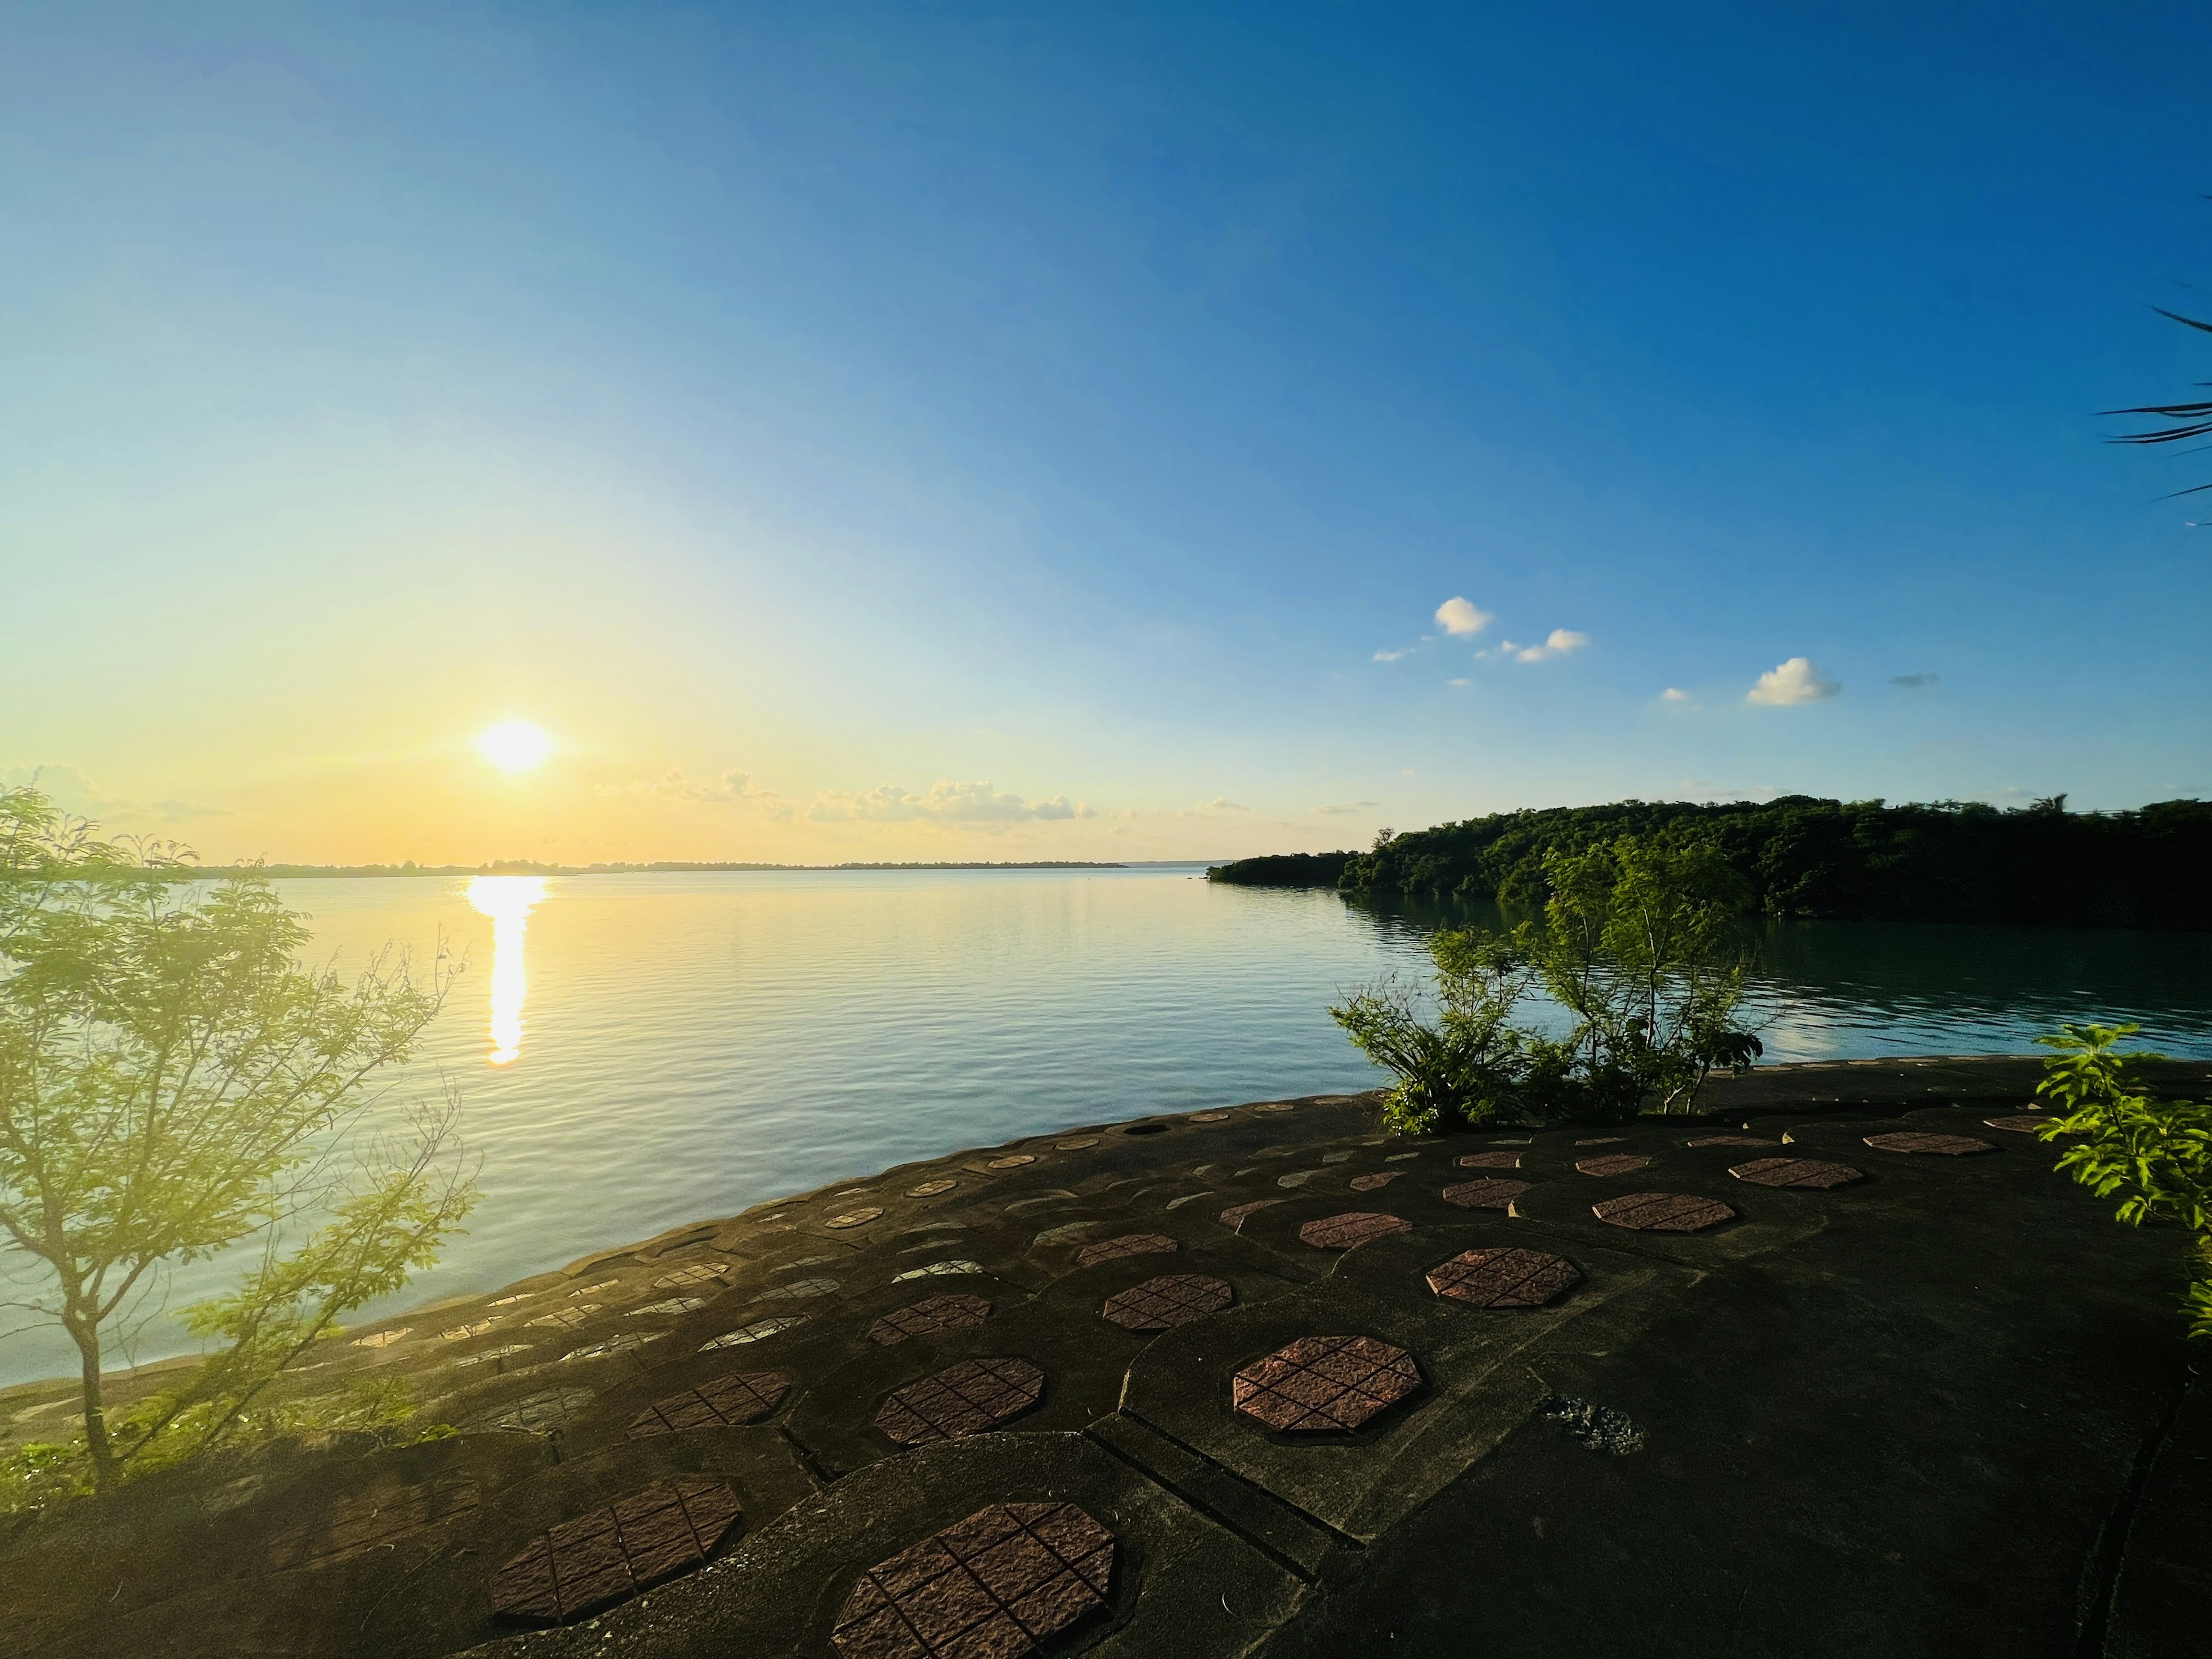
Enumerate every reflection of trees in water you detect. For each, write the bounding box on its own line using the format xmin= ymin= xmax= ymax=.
xmin=1335 ymin=892 xmax=2212 ymax=1056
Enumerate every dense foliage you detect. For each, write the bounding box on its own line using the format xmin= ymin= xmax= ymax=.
xmin=1217 ymin=796 xmax=2212 ymax=930
xmin=1203 ymin=851 xmax=1351 ymax=887
xmin=2036 ymin=1024 xmax=2212 ymax=1340
xmin=1331 ymin=836 xmax=1761 ymax=1131
xmin=0 ymin=784 xmax=476 ymax=1494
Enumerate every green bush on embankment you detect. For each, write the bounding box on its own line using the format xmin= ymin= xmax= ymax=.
xmin=1210 ymin=795 xmax=2212 ymax=929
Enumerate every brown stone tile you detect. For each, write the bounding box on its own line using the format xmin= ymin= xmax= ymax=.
xmin=1863 ymin=1131 xmax=1998 ymax=1157
xmin=1984 ymin=1115 xmax=2053 ymax=1133
xmin=628 ymin=1369 xmax=791 ymax=1436
xmin=1441 ymin=1178 xmax=1531 ymax=1210
xmin=1218 ymin=1198 xmax=1286 ymax=1232
xmin=1685 ymin=1135 xmax=1775 ymax=1147
xmin=1591 ymin=1191 xmax=1736 ymax=1232
xmin=490 ymin=1478 xmax=741 ymax=1626
xmin=1456 ymin=1150 xmax=1522 ymax=1169
xmin=266 ymin=1473 xmax=479 ymax=1569
xmin=832 ymin=1502 xmax=1114 ymax=1657
xmin=1297 ymin=1211 xmax=1412 ymax=1250
xmin=827 ymin=1207 xmax=887 ymax=1229
xmin=1347 ymin=1171 xmax=1404 ymax=1191
xmin=1574 ymin=1154 xmax=1652 ymax=1178
xmin=870 ymin=1293 xmax=994 ymax=1346
xmin=1054 ymin=1137 xmax=1101 ymax=1150
xmin=1100 ymin=1273 xmax=1233 ymax=1330
xmin=1729 ymin=1157 xmax=1865 ymax=1190
xmin=1425 ymin=1247 xmax=1582 ymax=1309
xmin=1232 ymin=1335 xmax=1422 ymax=1432
xmin=650 ymin=1262 xmax=730 ymax=1292
xmin=908 ymin=1179 xmax=960 ymax=1198
xmin=875 ymin=1358 xmax=1047 ymax=1446
xmin=988 ymin=1155 xmax=1037 ymax=1169
xmin=1574 ymin=1137 xmax=1626 ymax=1146
xmin=1075 ymin=1232 xmax=1179 ymax=1268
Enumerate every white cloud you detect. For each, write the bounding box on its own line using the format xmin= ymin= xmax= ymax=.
xmin=1315 ymin=800 xmax=1380 ymax=815
xmin=1372 ymin=647 xmax=1411 ymax=662
xmin=1510 ymin=629 xmax=1590 ymax=663
xmin=1199 ymin=797 xmax=1249 ymax=813
xmin=1434 ymin=596 xmax=1493 ymax=637
xmin=1661 ymin=687 xmax=1691 ymax=702
xmin=1447 ymin=677 xmax=1471 ymax=688
xmin=806 ymin=781 xmax=1094 ymax=823
xmin=3 ymin=767 xmax=226 ymax=825
xmin=1747 ymin=657 xmax=1842 ymax=706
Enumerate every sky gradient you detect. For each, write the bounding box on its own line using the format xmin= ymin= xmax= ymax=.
xmin=6 ymin=2 xmax=2210 ymax=863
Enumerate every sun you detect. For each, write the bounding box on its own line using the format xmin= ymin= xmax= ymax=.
xmin=475 ymin=719 xmax=555 ymax=773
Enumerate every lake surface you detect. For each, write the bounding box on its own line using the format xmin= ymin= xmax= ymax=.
xmin=5 ymin=865 xmax=2210 ymax=1386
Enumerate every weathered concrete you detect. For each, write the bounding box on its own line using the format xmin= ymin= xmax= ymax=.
xmin=2 ymin=1056 xmax=2208 ymax=1658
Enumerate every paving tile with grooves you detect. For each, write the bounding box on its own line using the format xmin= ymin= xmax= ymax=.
xmin=1426 ymin=1248 xmax=1582 ymax=1309
xmin=751 ymin=1278 xmax=839 ymax=1304
xmin=1685 ymin=1136 xmax=1775 ymax=1147
xmin=1729 ymin=1157 xmax=1865 ymax=1190
xmin=1985 ymin=1115 xmax=2053 ymax=1133
xmin=892 ymin=1259 xmax=987 ymax=1282
xmin=869 ymin=1293 xmax=993 ymax=1346
xmin=1298 ymin=1212 xmax=1411 ymax=1250
xmin=1441 ymin=1179 xmax=1531 ymax=1210
xmin=700 ymin=1316 xmax=809 ymax=1350
xmin=464 ymin=1386 xmax=595 ymax=1435
xmin=267 ymin=1474 xmax=478 ymax=1569
xmin=1574 ymin=1154 xmax=1653 ymax=1178
xmin=1055 ymin=1137 xmax=1102 ymax=1150
xmin=1191 ymin=1111 xmax=1232 ymax=1123
xmin=830 ymin=1501 xmax=1115 ymax=1658
xmin=1076 ymin=1232 xmax=1180 ymax=1268
xmin=1232 ymin=1335 xmax=1422 ymax=1432
xmin=875 ymin=1357 xmax=1047 ymax=1446
xmin=1101 ymin=1274 xmax=1234 ymax=1330
xmin=527 ymin=1307 xmax=596 ymax=1330
xmin=561 ymin=1332 xmax=662 ymax=1364
xmin=1347 ymin=1172 xmax=1403 ymax=1192
xmin=1863 ymin=1132 xmax=1998 ymax=1157
xmin=907 ymin=1180 xmax=959 ymax=1198
xmin=490 ymin=1477 xmax=743 ymax=1626
xmin=1575 ymin=1137 xmax=1626 ymax=1146
xmin=628 ymin=1370 xmax=792 ymax=1435
xmin=1456 ymin=1151 xmax=1522 ymax=1170
xmin=1592 ymin=1192 xmax=1736 ymax=1232
xmin=990 ymin=1155 xmax=1037 ymax=1169
xmin=651 ymin=1263 xmax=729 ymax=1291
xmin=825 ymin=1209 xmax=885 ymax=1230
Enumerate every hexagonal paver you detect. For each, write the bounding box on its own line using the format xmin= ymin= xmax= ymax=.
xmin=1863 ymin=1132 xmax=1997 ymax=1157
xmin=1687 ymin=1135 xmax=1775 ymax=1147
xmin=1456 ymin=1150 xmax=1522 ymax=1169
xmin=450 ymin=1343 xmax=533 ymax=1369
xmin=751 ymin=1278 xmax=839 ymax=1304
xmin=353 ymin=1327 xmax=411 ymax=1349
xmin=652 ymin=1262 xmax=729 ymax=1291
xmin=892 ymin=1259 xmax=987 ymax=1283
xmin=1592 ymin=1192 xmax=1736 ymax=1232
xmin=1985 ymin=1115 xmax=2052 ymax=1133
xmin=634 ymin=1296 xmax=709 ymax=1317
xmin=831 ymin=1502 xmax=1114 ymax=1658
xmin=1219 ymin=1199 xmax=1286 ymax=1232
xmin=1233 ymin=1335 xmax=1422 ymax=1432
xmin=988 ymin=1154 xmax=1037 ymax=1169
xmin=1441 ymin=1178 xmax=1531 ymax=1210
xmin=562 ymin=1332 xmax=664 ymax=1364
xmin=1427 ymin=1248 xmax=1582 ymax=1309
xmin=1575 ymin=1154 xmax=1653 ymax=1178
xmin=1729 ymin=1157 xmax=1865 ymax=1190
xmin=825 ymin=1207 xmax=885 ymax=1229
xmin=527 ymin=1306 xmax=597 ymax=1330
xmin=467 ymin=1387 xmax=596 ymax=1436
xmin=267 ymin=1473 xmax=479 ymax=1569
xmin=1075 ymin=1232 xmax=1179 ymax=1268
xmin=1298 ymin=1212 xmax=1411 ymax=1250
xmin=876 ymin=1358 xmax=1046 ymax=1446
xmin=1347 ymin=1171 xmax=1403 ymax=1191
xmin=1101 ymin=1274 xmax=1233 ymax=1330
xmin=699 ymin=1316 xmax=809 ymax=1350
xmin=907 ymin=1179 xmax=959 ymax=1198
xmin=1054 ymin=1137 xmax=1101 ymax=1150
xmin=1575 ymin=1137 xmax=1626 ymax=1146
xmin=1191 ymin=1110 xmax=1232 ymax=1122
xmin=440 ymin=1319 xmax=497 ymax=1341
xmin=491 ymin=1477 xmax=742 ymax=1626
xmin=1252 ymin=1102 xmax=1294 ymax=1113
xmin=869 ymin=1293 xmax=993 ymax=1346
xmin=629 ymin=1370 xmax=791 ymax=1436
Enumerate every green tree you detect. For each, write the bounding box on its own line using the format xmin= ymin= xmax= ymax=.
xmin=1330 ymin=929 xmax=1536 ymax=1134
xmin=2035 ymin=1022 xmax=2212 ymax=1339
xmin=0 ymin=783 xmax=475 ymax=1490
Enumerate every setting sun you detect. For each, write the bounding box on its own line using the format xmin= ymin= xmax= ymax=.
xmin=474 ymin=719 xmax=555 ymax=773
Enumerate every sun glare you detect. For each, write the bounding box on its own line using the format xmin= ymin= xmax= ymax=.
xmin=475 ymin=719 xmax=555 ymax=772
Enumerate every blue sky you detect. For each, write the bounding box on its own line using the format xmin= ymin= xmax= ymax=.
xmin=5 ymin=2 xmax=2209 ymax=861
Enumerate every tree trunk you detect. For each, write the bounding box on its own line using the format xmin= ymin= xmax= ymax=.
xmin=63 ymin=1313 xmax=118 ymax=1490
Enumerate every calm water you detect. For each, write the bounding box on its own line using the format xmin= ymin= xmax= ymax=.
xmin=5 ymin=866 xmax=2209 ymax=1386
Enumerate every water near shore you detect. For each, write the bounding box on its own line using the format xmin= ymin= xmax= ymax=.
xmin=4 ymin=865 xmax=2210 ymax=1386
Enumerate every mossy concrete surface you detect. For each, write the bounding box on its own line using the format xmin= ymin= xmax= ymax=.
xmin=2 ymin=1055 xmax=2209 ymax=1658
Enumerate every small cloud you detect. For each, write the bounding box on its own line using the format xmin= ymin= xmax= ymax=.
xmin=1512 ymin=628 xmax=1590 ymax=664
xmin=807 ymin=781 xmax=1094 ymax=823
xmin=1201 ymin=797 xmax=1249 ymax=812
xmin=1891 ymin=672 xmax=1941 ymax=690
xmin=1747 ymin=657 xmax=1840 ymax=706
xmin=1661 ymin=687 xmax=1691 ymax=703
xmin=1373 ymin=647 xmax=1411 ymax=662
xmin=1434 ymin=596 xmax=1493 ymax=637
xmin=1314 ymin=800 xmax=1380 ymax=816
xmin=596 ymin=768 xmax=787 ymax=813
xmin=1447 ymin=677 xmax=1471 ymax=688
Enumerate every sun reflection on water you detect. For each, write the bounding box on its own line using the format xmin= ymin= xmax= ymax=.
xmin=465 ymin=876 xmax=547 ymax=1066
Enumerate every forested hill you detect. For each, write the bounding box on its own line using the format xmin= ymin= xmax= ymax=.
xmin=1207 ymin=797 xmax=2212 ymax=930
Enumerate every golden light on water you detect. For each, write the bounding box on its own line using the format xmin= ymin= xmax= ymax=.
xmin=466 ymin=875 xmax=547 ymax=1066
xmin=475 ymin=719 xmax=555 ymax=772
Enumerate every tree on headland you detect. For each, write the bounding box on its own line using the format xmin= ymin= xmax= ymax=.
xmin=0 ymin=783 xmax=476 ymax=1493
